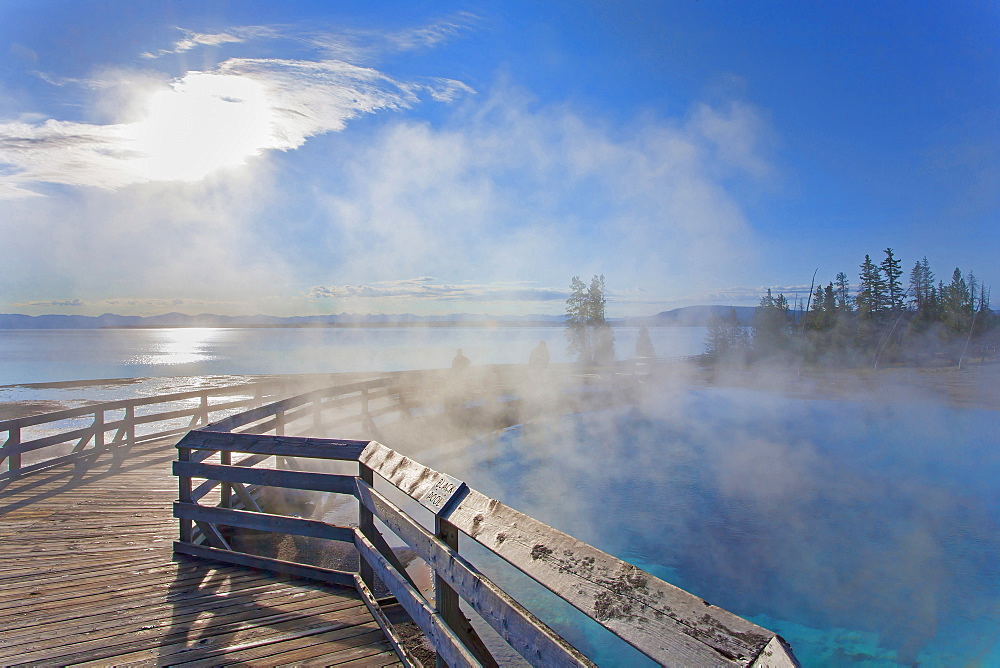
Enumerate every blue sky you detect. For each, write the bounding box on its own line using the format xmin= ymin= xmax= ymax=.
xmin=1 ymin=0 xmax=997 ymax=317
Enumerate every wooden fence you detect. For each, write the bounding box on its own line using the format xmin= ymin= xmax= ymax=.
xmin=0 ymin=375 xmax=383 ymax=480
xmin=172 ymin=378 xmax=799 ymax=667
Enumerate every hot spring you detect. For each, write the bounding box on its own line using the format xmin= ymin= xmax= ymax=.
xmin=399 ymin=384 xmax=1000 ymax=666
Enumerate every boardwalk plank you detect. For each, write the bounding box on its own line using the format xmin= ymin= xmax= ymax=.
xmin=0 ymin=436 xmax=403 ymax=667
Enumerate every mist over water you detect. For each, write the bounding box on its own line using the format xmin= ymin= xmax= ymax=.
xmin=428 ymin=384 xmax=1000 ymax=666
xmin=0 ymin=326 xmax=705 ymax=386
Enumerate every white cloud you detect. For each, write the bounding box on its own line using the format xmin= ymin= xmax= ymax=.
xmin=0 ymin=31 xmax=473 ymax=198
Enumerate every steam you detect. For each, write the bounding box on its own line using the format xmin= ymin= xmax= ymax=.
xmin=333 ymin=360 xmax=1000 ymax=665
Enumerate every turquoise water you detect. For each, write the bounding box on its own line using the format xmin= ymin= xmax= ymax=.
xmin=440 ymin=388 xmax=1000 ymax=666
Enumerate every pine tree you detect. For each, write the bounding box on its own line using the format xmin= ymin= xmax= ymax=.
xmin=752 ymin=289 xmax=791 ymax=358
xmin=706 ymin=307 xmax=747 ymax=361
xmin=824 ymin=283 xmax=837 ymax=314
xmin=907 ymin=258 xmax=939 ymax=332
xmin=834 ymin=272 xmax=852 ymax=312
xmin=565 ymin=274 xmax=614 ymax=364
xmin=856 ymin=254 xmax=888 ymax=321
xmin=881 ymin=248 xmax=905 ymax=313
xmin=565 ymin=276 xmax=590 ymax=361
xmin=942 ymin=268 xmax=973 ymax=334
xmin=588 ymin=274 xmax=615 ymax=363
xmin=806 ymin=284 xmax=827 ymax=331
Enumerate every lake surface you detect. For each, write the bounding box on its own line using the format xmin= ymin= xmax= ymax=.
xmin=425 ymin=389 xmax=1000 ymax=666
xmin=0 ymin=326 xmax=706 ymax=387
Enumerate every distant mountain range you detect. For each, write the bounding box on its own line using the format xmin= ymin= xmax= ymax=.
xmin=629 ymin=305 xmax=756 ymax=327
xmin=0 ymin=306 xmax=756 ymax=330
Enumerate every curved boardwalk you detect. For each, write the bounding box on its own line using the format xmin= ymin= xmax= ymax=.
xmin=0 ymin=436 xmax=404 ymax=667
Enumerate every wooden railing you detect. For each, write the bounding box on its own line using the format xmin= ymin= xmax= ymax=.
xmin=0 ymin=358 xmax=686 ymax=482
xmin=0 ymin=376 xmax=385 ymax=480
xmin=172 ymin=380 xmax=798 ymax=667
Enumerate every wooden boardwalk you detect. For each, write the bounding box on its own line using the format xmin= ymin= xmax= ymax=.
xmin=0 ymin=436 xmax=405 ymax=667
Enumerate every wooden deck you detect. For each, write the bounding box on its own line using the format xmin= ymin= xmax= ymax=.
xmin=0 ymin=436 xmax=405 ymax=667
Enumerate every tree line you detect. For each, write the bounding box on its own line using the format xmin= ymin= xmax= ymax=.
xmin=706 ymin=249 xmax=997 ymax=367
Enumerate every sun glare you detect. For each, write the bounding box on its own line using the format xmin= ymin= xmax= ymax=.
xmin=126 ymin=327 xmax=220 ymax=366
xmin=131 ymin=73 xmax=276 ymax=182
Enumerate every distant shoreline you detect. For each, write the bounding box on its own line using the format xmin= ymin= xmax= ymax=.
xmin=97 ymin=321 xmax=707 ymax=330
xmin=0 ymin=305 xmax=751 ymax=330
xmin=101 ymin=321 xmax=571 ymax=329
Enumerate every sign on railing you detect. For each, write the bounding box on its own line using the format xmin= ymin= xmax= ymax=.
xmin=417 ymin=472 xmax=466 ymax=514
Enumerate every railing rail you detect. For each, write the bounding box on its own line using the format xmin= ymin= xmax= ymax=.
xmin=171 ymin=377 xmax=798 ymax=667
xmin=0 ymin=374 xmax=394 ymax=479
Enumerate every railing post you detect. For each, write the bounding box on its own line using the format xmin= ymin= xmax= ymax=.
xmin=4 ymin=428 xmax=20 ymax=473
xmin=436 ymin=516 xmax=462 ymax=668
xmin=276 ymin=409 xmax=285 ymax=437
xmin=125 ymin=404 xmax=135 ymax=445
xmin=94 ymin=410 xmax=105 ymax=450
xmin=435 ymin=516 xmax=498 ymax=668
xmin=178 ymin=445 xmax=193 ymax=543
xmin=199 ymin=393 xmax=209 ymax=425
xmin=359 ymin=464 xmax=376 ymax=593
xmin=220 ymin=450 xmax=232 ymax=509
xmin=313 ymin=396 xmax=322 ymax=431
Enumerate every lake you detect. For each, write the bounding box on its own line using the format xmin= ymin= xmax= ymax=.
xmin=0 ymin=326 xmax=706 ymax=387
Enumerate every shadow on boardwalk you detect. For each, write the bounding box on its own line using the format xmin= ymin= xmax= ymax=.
xmin=0 ymin=437 xmax=403 ymax=667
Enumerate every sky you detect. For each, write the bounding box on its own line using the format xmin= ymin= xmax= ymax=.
xmin=1 ymin=0 xmax=997 ymax=318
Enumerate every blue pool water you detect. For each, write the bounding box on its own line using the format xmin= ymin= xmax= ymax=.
xmin=438 ymin=388 xmax=1000 ymax=666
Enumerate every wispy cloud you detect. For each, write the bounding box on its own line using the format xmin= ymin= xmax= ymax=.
xmin=307 ymin=279 xmax=566 ymax=303
xmin=141 ymin=15 xmax=476 ymax=63
xmin=15 ymin=298 xmax=85 ymax=308
xmin=0 ymin=23 xmax=473 ymax=198
xmin=141 ymin=26 xmax=279 ymax=58
xmin=683 ymin=284 xmax=819 ymax=304
xmin=305 ymin=13 xmax=478 ymax=62
xmin=13 ymin=297 xmax=243 ymax=310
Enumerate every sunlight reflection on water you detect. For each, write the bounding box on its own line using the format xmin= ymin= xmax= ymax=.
xmin=124 ymin=328 xmax=222 ymax=365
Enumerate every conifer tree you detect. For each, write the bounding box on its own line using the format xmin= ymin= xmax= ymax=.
xmin=834 ymin=272 xmax=852 ymax=312
xmin=881 ymin=248 xmax=905 ymax=313
xmin=856 ymin=254 xmax=888 ymax=321
xmin=706 ymin=307 xmax=747 ymax=361
xmin=752 ymin=289 xmax=792 ymax=358
xmin=942 ymin=268 xmax=973 ymax=334
xmin=565 ymin=276 xmax=590 ymax=361
xmin=565 ymin=274 xmax=614 ymax=364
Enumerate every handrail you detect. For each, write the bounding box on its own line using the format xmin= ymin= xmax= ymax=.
xmin=171 ymin=378 xmax=799 ymax=667
xmin=0 ymin=374 xmax=392 ymax=479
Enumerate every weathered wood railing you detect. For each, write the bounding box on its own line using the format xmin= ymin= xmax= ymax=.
xmin=172 ymin=384 xmax=798 ymax=666
xmin=0 ymin=375 xmax=397 ymax=480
